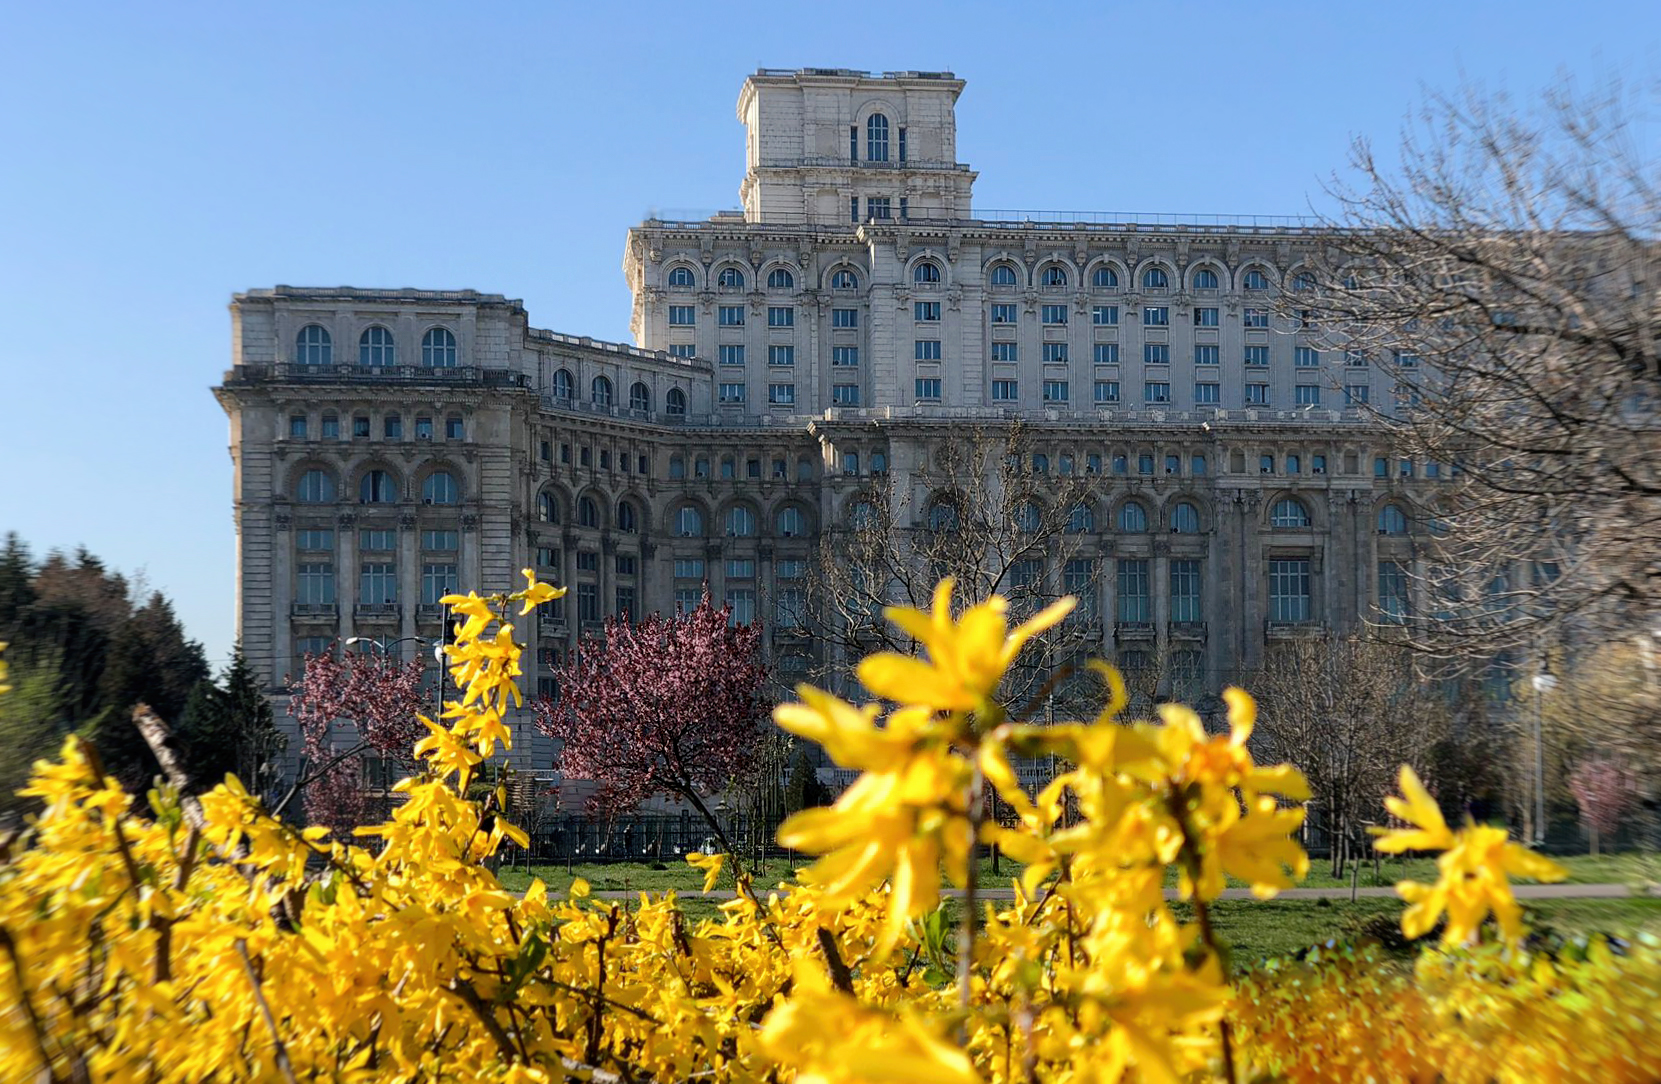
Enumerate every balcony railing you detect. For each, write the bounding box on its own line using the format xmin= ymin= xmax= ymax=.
xmin=354 ymin=603 xmax=401 ymax=621
xmin=290 ymin=602 xmax=338 ymax=619
xmin=1170 ymin=621 xmax=1208 ymax=640
xmin=225 ymin=364 xmax=531 ymax=388
xmin=1114 ymin=621 xmax=1156 ymax=641
xmin=1265 ymin=619 xmax=1322 ymax=639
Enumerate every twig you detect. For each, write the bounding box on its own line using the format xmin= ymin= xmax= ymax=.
xmin=1 ymin=925 xmax=62 ymax=1084
xmin=450 ymin=977 xmax=519 ymax=1062
xmin=235 ymin=939 xmax=298 ymax=1084
xmin=131 ymin=704 xmax=205 ymax=829
xmin=816 ymin=926 xmax=855 ymax=994
xmin=958 ymin=761 xmax=986 ymax=1017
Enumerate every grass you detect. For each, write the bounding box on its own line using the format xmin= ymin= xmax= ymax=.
xmin=1286 ymin=851 xmax=1661 ymax=890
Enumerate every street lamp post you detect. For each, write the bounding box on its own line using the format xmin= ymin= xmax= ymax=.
xmin=1531 ymin=664 xmax=1557 ymax=846
xmin=344 ymin=634 xmax=446 ymax=713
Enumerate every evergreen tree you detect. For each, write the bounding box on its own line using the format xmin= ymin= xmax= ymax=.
xmin=0 ymin=652 xmax=71 ymax=820
xmin=87 ymin=592 xmax=209 ymax=788
xmin=175 ymin=645 xmax=285 ymax=799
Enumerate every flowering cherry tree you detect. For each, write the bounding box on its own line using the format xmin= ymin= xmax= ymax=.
xmin=1569 ymin=757 xmax=1637 ymax=855
xmin=533 ymin=593 xmax=768 ymax=851
xmin=287 ymin=645 xmax=429 ymax=831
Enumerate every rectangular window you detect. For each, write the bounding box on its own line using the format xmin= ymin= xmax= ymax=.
xmin=321 ymin=416 xmax=339 ymax=439
xmin=1244 ymin=346 xmax=1270 ymax=367
xmin=616 ymin=586 xmax=635 ymax=619
xmin=353 ymin=416 xmax=371 ymax=439
xmin=359 ymin=529 xmax=395 ymax=552
xmin=725 ymin=588 xmax=755 ymax=626
xmin=717 ymin=305 xmax=744 ymax=327
xmin=768 ymin=344 xmax=794 ymax=366
xmin=768 ymin=383 xmax=796 ymax=405
xmin=1170 ymin=559 xmax=1202 ymax=623
xmin=777 ymin=558 xmax=807 ymax=579
xmin=421 ymin=563 xmax=457 ymax=605
xmin=866 ymin=196 xmax=891 ymax=220
xmin=673 ymin=558 xmax=705 ymax=579
xmin=718 ymin=344 xmax=745 ymax=366
xmin=914 ymin=301 xmax=941 ymax=322
xmin=1378 ymin=561 xmax=1409 ymax=623
xmin=898 ymin=127 xmax=907 ymax=161
xmin=421 ymin=529 xmax=456 ymax=551
xmin=1042 ymin=342 xmax=1068 ymax=363
xmin=1268 ymin=559 xmax=1312 ymax=623
xmin=1294 ymin=384 xmax=1321 ymax=406
xmin=1139 ymin=453 xmax=1155 ymax=475
xmin=1093 ymin=342 xmax=1119 ymax=365
xmin=899 ymin=196 xmax=908 ymax=219
xmin=991 ymin=379 xmax=1019 ymax=401
xmin=850 ymin=126 xmax=858 ymax=162
xmin=1094 ymin=380 xmax=1120 ymax=403
xmin=1041 ymin=304 xmax=1068 ymax=325
xmin=775 ymin=586 xmax=805 ymax=629
xmin=914 ymin=339 xmax=942 ymax=361
xmin=832 ymin=384 xmax=860 ymax=405
xmin=1345 ymin=384 xmax=1370 ymax=405
xmin=1143 ymin=343 xmax=1170 ymax=365
xmin=831 ymin=346 xmax=859 ymax=367
xmin=832 ymin=307 xmax=859 ymax=328
xmin=1144 ymin=381 xmax=1170 ymax=403
xmin=1064 ymin=559 xmax=1096 ymax=619
xmin=1043 ymin=380 xmax=1069 ymax=403
xmin=297 ymin=528 xmax=334 ymax=551
xmin=1092 ymin=305 xmax=1119 ymax=326
xmin=358 ymin=562 xmax=397 ymax=605
xmin=1245 ymin=383 xmax=1270 ymax=405
xmin=575 ymin=551 xmax=598 ymax=572
xmin=1194 ymin=382 xmax=1220 ymax=404
xmin=577 ymin=583 xmax=599 ymax=623
xmin=1345 ymin=350 xmax=1368 ymax=367
xmin=536 ymin=546 xmax=558 ymax=569
xmin=675 ymin=586 xmax=703 ymax=612
xmin=914 ymin=378 xmax=942 ymax=401
xmin=289 ymin=415 xmax=307 ymax=438
xmin=767 ymin=306 xmax=794 ymax=327
xmin=726 ymin=558 xmax=755 ymax=579
xmin=1294 ymin=346 xmax=1320 ymax=367
xmin=1143 ymin=306 xmax=1169 ymax=326
xmin=295 ymin=563 xmax=335 ymax=605
xmin=1116 ymin=559 xmax=1150 ymax=622
xmin=668 ymin=305 xmax=695 ymax=326
xmin=384 ymin=415 xmax=402 ymax=440
xmin=1192 ymin=454 xmax=1207 ymax=475
xmin=1194 ymin=344 xmax=1219 ymax=366
xmin=1194 ymin=307 xmax=1219 ymax=327
xmin=718 ymin=382 xmax=746 ymax=403
xmin=990 ymin=303 xmax=1018 ymax=324
xmin=991 ymin=341 xmax=1018 ymax=362
xmin=1393 ymin=350 xmax=1420 ymax=368
xmin=1244 ymin=308 xmax=1270 ymax=328
xmin=668 ymin=343 xmax=695 ymax=358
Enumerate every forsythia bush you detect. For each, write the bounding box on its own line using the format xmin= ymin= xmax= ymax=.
xmin=1 ymin=578 xmax=1658 ymax=1083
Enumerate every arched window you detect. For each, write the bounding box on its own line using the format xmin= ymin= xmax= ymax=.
xmin=767 ymin=268 xmax=795 ymax=290
xmin=866 ymin=113 xmax=889 ymax=161
xmin=928 ymin=502 xmax=960 ymax=532
xmin=1068 ymin=502 xmax=1094 ymax=534
xmin=1092 ymin=266 xmax=1119 ymax=288
xmin=778 ymin=506 xmax=806 ymax=537
xmin=629 ymin=382 xmax=650 ymax=412
xmin=296 ymin=324 xmax=331 ymax=365
xmin=537 ymin=491 xmax=559 ymax=523
xmin=849 ymin=500 xmax=875 ymax=530
xmin=359 ymin=470 xmax=397 ymax=503
xmin=1291 ymin=271 xmax=1316 ymax=293
xmin=578 ymin=496 xmax=599 ymax=528
xmin=1015 ymin=501 xmax=1041 ymax=533
xmin=296 ymin=469 xmax=335 ymax=503
xmin=1192 ymin=268 xmax=1219 ymax=290
xmin=675 ymin=506 xmax=703 ymax=537
xmin=422 ymin=471 xmax=458 ymax=505
xmin=1378 ymin=504 xmax=1408 ymax=536
xmin=1032 ymin=453 xmax=1049 ymax=475
xmin=1117 ymin=501 xmax=1149 ymax=533
xmin=358 ymin=326 xmax=395 ymax=366
xmin=666 ymin=387 xmax=687 ymax=416
xmin=617 ymin=501 xmax=638 ymax=533
xmin=591 ymin=375 xmax=613 ymax=406
xmin=1271 ymin=498 xmax=1311 ymax=528
xmin=667 ymin=266 xmax=696 ymax=289
xmin=1040 ymin=265 xmax=1068 ymax=288
xmin=1170 ymin=501 xmax=1200 ymax=534
xmin=913 ymin=261 xmax=941 ymax=284
xmin=989 ymin=264 xmax=1019 ymax=286
xmin=830 ymin=269 xmax=858 ymax=290
xmin=1141 ymin=267 xmax=1169 ymax=289
xmin=1243 ymin=268 xmax=1271 ymax=291
xmin=717 ymin=267 xmax=745 ymax=290
xmin=725 ymin=505 xmax=756 ymax=537
xmin=421 ymin=327 xmax=456 ymax=367
xmin=553 ymin=369 xmax=574 ymax=401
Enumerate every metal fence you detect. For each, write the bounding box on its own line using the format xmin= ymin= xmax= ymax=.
xmin=500 ymin=810 xmax=792 ymax=868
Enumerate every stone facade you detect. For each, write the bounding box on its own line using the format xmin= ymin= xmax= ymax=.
xmin=215 ymin=68 xmax=1438 ymax=778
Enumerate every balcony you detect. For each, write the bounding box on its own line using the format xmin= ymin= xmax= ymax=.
xmin=290 ymin=602 xmax=338 ymax=619
xmin=1169 ymin=621 xmax=1208 ymax=640
xmin=1113 ymin=621 xmax=1156 ymax=641
xmin=354 ymin=603 xmax=401 ymax=622
xmin=224 ymin=364 xmax=530 ymax=388
xmin=415 ymin=604 xmax=448 ymax=624
xmin=1265 ymin=619 xmax=1323 ymax=640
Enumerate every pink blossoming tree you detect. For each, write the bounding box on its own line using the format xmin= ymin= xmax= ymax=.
xmin=1569 ymin=757 xmax=1637 ymax=856
xmin=533 ymin=593 xmax=768 ymax=856
xmin=287 ymin=646 xmax=429 ymax=833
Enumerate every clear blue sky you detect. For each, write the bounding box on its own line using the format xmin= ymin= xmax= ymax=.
xmin=0 ymin=0 xmax=1653 ymax=672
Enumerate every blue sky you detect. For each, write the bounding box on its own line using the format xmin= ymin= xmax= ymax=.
xmin=0 ymin=0 xmax=1653 ymax=671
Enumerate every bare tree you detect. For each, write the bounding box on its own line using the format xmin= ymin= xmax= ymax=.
xmin=804 ymin=423 xmax=1101 ymax=716
xmin=1250 ymin=636 xmax=1453 ymax=877
xmin=1294 ymin=77 xmax=1661 ymax=660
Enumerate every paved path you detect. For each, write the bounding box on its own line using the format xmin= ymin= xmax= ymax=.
xmin=572 ymin=882 xmax=1653 ymax=902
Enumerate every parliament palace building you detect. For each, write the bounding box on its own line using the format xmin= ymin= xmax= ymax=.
xmin=216 ymin=67 xmax=1437 ymax=772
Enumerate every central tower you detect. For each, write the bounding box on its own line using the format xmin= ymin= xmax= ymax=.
xmin=735 ymin=68 xmax=976 ymax=224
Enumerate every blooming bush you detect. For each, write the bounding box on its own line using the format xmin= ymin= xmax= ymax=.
xmin=1 ymin=576 xmax=1658 ymax=1083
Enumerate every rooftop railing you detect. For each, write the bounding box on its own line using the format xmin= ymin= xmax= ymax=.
xmin=640 ymin=208 xmax=1323 ymax=233
xmin=224 ymin=364 xmax=532 ymax=388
